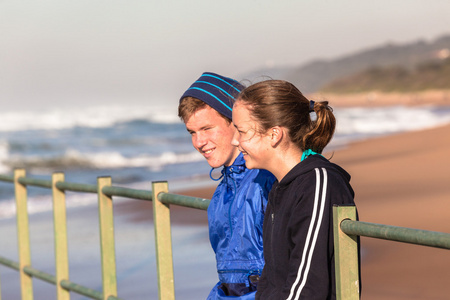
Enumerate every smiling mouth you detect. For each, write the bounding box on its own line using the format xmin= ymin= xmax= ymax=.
xmin=203 ymin=148 xmax=214 ymax=155
xmin=239 ymin=148 xmax=247 ymax=155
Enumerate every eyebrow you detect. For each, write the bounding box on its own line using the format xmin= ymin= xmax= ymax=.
xmin=186 ymin=124 xmax=213 ymax=133
xmin=233 ymin=123 xmax=244 ymax=131
xmin=235 ymin=124 xmax=251 ymax=133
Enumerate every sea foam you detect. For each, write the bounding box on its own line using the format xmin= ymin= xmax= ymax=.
xmin=0 ymin=104 xmax=180 ymax=132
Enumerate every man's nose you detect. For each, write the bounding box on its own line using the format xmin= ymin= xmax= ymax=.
xmin=193 ymin=132 xmax=207 ymax=148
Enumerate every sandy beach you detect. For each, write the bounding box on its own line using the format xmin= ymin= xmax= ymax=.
xmin=328 ymin=123 xmax=450 ymax=299
xmin=117 ymin=119 xmax=450 ymax=299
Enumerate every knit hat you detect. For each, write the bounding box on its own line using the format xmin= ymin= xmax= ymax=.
xmin=180 ymin=72 xmax=244 ymax=119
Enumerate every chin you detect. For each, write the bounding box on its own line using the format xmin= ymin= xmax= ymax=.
xmin=244 ymin=162 xmax=256 ymax=169
xmin=206 ymin=160 xmax=223 ymax=169
xmin=208 ymin=164 xmax=222 ymax=169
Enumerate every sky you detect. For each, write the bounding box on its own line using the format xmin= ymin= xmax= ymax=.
xmin=1 ymin=0 xmax=450 ymax=112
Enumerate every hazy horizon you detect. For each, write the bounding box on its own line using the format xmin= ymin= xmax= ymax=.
xmin=1 ymin=1 xmax=450 ymax=112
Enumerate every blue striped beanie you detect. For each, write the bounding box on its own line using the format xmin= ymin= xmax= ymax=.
xmin=180 ymin=72 xmax=244 ymax=119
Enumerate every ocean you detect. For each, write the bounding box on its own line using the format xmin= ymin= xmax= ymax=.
xmin=1 ymin=104 xmax=450 ymax=216
xmin=1 ymin=104 xmax=450 ymax=299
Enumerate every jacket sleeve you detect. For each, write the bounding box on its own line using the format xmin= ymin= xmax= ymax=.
xmin=281 ymin=167 xmax=344 ymax=299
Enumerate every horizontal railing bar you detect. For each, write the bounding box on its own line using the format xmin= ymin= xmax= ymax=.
xmin=0 ymin=255 xmax=20 ymax=270
xmin=57 ymin=182 xmax=153 ymax=200
xmin=60 ymin=280 xmax=103 ymax=299
xmin=60 ymin=280 xmax=123 ymax=300
xmin=18 ymin=177 xmax=52 ymax=189
xmin=1 ymin=175 xmax=98 ymax=194
xmin=23 ymin=266 xmax=56 ymax=285
xmin=158 ymin=192 xmax=210 ymax=210
xmin=56 ymin=181 xmax=98 ymax=193
xmin=0 ymin=174 xmax=14 ymax=183
xmin=0 ymin=256 xmax=122 ymax=300
xmin=341 ymin=220 xmax=450 ymax=250
xmin=102 ymin=186 xmax=152 ymax=201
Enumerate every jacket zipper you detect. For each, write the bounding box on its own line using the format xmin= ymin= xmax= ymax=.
xmin=228 ymin=167 xmax=237 ymax=236
xmin=270 ymin=201 xmax=276 ymax=268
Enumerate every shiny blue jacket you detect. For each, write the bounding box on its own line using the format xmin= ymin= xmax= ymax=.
xmin=207 ymin=153 xmax=275 ymax=300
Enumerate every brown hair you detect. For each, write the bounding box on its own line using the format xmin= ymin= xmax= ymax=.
xmin=178 ymin=96 xmax=231 ymax=124
xmin=236 ymin=80 xmax=335 ymax=153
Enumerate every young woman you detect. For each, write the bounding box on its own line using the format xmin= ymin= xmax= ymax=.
xmin=231 ymin=80 xmax=359 ymax=300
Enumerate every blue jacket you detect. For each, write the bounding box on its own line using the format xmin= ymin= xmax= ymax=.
xmin=207 ymin=153 xmax=275 ymax=299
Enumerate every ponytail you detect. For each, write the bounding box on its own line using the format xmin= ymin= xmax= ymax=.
xmin=302 ymin=101 xmax=336 ymax=153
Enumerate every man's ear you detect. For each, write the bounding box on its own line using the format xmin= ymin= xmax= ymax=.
xmin=270 ymin=126 xmax=283 ymax=147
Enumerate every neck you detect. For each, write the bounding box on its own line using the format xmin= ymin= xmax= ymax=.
xmin=224 ymin=149 xmax=241 ymax=167
xmin=268 ymin=147 xmax=303 ymax=182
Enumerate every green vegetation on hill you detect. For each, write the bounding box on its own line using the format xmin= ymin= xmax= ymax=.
xmin=320 ymin=57 xmax=450 ymax=93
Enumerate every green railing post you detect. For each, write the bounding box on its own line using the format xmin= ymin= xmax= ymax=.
xmin=333 ymin=205 xmax=360 ymax=300
xmin=97 ymin=177 xmax=118 ymax=300
xmin=52 ymin=173 xmax=70 ymax=300
xmin=152 ymin=181 xmax=175 ymax=300
xmin=14 ymin=169 xmax=33 ymax=300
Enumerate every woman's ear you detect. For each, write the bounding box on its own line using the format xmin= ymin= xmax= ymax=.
xmin=270 ymin=126 xmax=283 ymax=147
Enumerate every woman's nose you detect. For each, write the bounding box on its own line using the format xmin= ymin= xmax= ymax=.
xmin=231 ymin=130 xmax=239 ymax=147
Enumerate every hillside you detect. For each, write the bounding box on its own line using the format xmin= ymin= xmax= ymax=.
xmin=320 ymin=57 xmax=450 ymax=93
xmin=244 ymin=34 xmax=450 ymax=94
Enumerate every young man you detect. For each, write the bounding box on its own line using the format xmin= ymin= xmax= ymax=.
xmin=178 ymin=72 xmax=275 ymax=300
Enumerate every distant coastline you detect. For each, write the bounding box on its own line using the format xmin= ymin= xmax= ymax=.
xmin=308 ymin=89 xmax=450 ymax=108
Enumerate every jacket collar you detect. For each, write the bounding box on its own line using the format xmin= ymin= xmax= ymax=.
xmin=222 ymin=152 xmax=246 ymax=176
xmin=278 ymin=155 xmax=351 ymax=188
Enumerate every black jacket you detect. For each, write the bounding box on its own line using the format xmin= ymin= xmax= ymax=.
xmin=256 ymin=155 xmax=358 ymax=300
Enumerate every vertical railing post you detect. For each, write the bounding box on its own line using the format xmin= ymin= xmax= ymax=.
xmin=333 ymin=205 xmax=360 ymax=300
xmin=97 ymin=177 xmax=118 ymax=300
xmin=152 ymin=181 xmax=175 ymax=300
xmin=14 ymin=169 xmax=33 ymax=300
xmin=52 ymin=172 xmax=70 ymax=300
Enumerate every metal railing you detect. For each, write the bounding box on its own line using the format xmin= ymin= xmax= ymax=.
xmin=0 ymin=170 xmax=209 ymax=300
xmin=332 ymin=205 xmax=450 ymax=299
xmin=0 ymin=170 xmax=449 ymax=299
